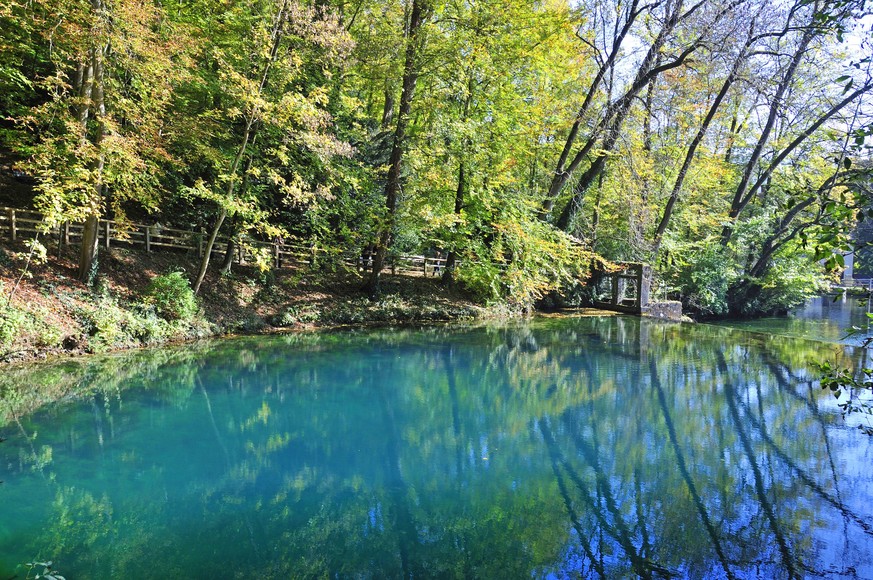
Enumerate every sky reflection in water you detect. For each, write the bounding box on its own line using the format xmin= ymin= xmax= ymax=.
xmin=0 ymin=315 xmax=872 ymax=578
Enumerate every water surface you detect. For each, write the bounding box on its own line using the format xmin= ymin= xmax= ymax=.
xmin=714 ymin=294 xmax=873 ymax=346
xmin=0 ymin=316 xmax=871 ymax=578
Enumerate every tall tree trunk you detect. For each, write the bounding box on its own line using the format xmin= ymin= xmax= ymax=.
xmin=192 ymin=0 xmax=289 ymax=295
xmin=78 ymin=33 xmax=106 ymax=284
xmin=78 ymin=215 xmax=100 ymax=283
xmin=443 ymin=81 xmax=474 ymax=284
xmin=729 ymin=170 xmax=846 ymax=314
xmin=193 ymin=208 xmax=227 ymax=294
xmin=442 ymin=160 xmax=465 ymax=283
xmin=551 ymin=0 xmax=725 ymax=229
xmin=651 ymin=24 xmax=754 ymax=259
xmin=642 ymin=77 xmax=656 ymax=153
xmin=366 ymin=0 xmax=430 ymax=296
xmin=219 ymin=229 xmax=236 ymax=275
xmin=721 ymin=78 xmax=872 ymax=244
xmin=544 ymin=0 xmax=644 ymax=215
xmin=544 ymin=0 xmax=715 ymax=219
xmin=381 ymin=80 xmax=395 ymax=130
xmin=719 ymin=18 xmax=816 ymax=244
xmin=723 ymin=97 xmax=742 ymax=164
xmin=219 ymin=156 xmax=252 ymax=277
xmin=590 ymin=171 xmax=606 ymax=249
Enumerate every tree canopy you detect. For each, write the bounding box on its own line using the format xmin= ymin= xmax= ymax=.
xmin=1 ymin=0 xmax=871 ymax=315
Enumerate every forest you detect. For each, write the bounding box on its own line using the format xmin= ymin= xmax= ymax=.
xmin=1 ymin=0 xmax=872 ymax=317
xmin=3 ymin=3 xmax=873 ymax=572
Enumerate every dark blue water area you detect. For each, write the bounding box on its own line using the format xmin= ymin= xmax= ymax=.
xmin=0 ymin=316 xmax=871 ymax=578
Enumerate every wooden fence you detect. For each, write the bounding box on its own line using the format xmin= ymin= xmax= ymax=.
xmin=0 ymin=206 xmax=449 ymax=277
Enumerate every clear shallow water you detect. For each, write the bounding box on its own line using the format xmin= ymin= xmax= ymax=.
xmin=0 ymin=317 xmax=871 ymax=579
xmin=714 ymin=295 xmax=873 ymax=346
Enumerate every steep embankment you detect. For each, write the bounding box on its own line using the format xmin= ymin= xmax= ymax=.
xmin=0 ymin=240 xmax=485 ymax=364
xmin=0 ymin=161 xmax=482 ymax=364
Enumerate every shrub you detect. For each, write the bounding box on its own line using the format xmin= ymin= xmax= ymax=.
xmin=127 ymin=307 xmax=172 ymax=345
xmin=0 ymin=307 xmax=23 ymax=351
xmin=75 ymin=296 xmax=136 ymax=352
xmin=666 ymin=238 xmax=736 ymax=317
xmin=143 ymin=271 xmax=198 ymax=321
xmin=271 ymin=306 xmax=319 ymax=327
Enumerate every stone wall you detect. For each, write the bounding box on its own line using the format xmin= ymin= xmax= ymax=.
xmin=641 ymin=301 xmax=684 ymax=322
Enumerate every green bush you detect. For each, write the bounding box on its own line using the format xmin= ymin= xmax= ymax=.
xmin=733 ymin=245 xmax=829 ymax=316
xmin=271 ymin=305 xmax=319 ymax=327
xmin=0 ymin=302 xmax=63 ymax=353
xmin=143 ymin=271 xmax=198 ymax=321
xmin=666 ymin=239 xmax=735 ymax=317
xmin=75 ymin=296 xmax=137 ymax=352
xmin=0 ymin=307 xmax=23 ymax=350
xmin=127 ymin=307 xmax=172 ymax=345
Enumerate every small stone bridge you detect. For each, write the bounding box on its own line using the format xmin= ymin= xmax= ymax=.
xmin=591 ymin=262 xmax=682 ymax=320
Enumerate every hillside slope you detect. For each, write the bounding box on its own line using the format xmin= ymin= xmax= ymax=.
xmin=0 ymin=241 xmax=485 ymax=364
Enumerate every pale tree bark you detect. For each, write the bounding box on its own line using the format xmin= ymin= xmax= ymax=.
xmin=650 ymin=20 xmax=756 ymax=259
xmin=552 ymin=0 xmax=734 ymax=230
xmin=366 ymin=0 xmax=431 ymax=296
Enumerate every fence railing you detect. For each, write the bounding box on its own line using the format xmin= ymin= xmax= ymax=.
xmin=842 ymin=278 xmax=873 ymax=288
xmin=0 ymin=206 xmax=449 ymax=277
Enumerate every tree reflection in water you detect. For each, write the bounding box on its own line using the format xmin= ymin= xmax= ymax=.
xmin=0 ymin=317 xmax=871 ymax=578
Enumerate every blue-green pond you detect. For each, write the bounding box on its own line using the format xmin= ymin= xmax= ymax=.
xmin=715 ymin=294 xmax=873 ymax=346
xmin=0 ymin=314 xmax=871 ymax=578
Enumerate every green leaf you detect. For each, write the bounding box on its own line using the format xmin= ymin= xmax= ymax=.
xmin=842 ymin=79 xmax=854 ymax=94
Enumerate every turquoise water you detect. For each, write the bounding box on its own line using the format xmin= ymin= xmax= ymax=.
xmin=714 ymin=295 xmax=873 ymax=346
xmin=1 ymin=316 xmax=872 ymax=578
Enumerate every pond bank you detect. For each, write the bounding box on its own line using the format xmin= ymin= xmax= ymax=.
xmin=0 ymin=243 xmax=491 ymax=365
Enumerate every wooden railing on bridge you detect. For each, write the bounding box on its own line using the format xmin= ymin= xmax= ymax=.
xmin=0 ymin=206 xmax=448 ymax=277
xmin=840 ymin=278 xmax=873 ymax=289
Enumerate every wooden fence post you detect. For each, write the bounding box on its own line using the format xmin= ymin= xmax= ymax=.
xmin=8 ymin=208 xmax=16 ymax=241
xmin=198 ymin=229 xmax=204 ymax=258
xmin=103 ymin=221 xmax=111 ymax=249
xmin=273 ymin=243 xmax=280 ymax=269
xmin=145 ymin=225 xmax=151 ymax=252
xmin=63 ymin=222 xmax=70 ymax=246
